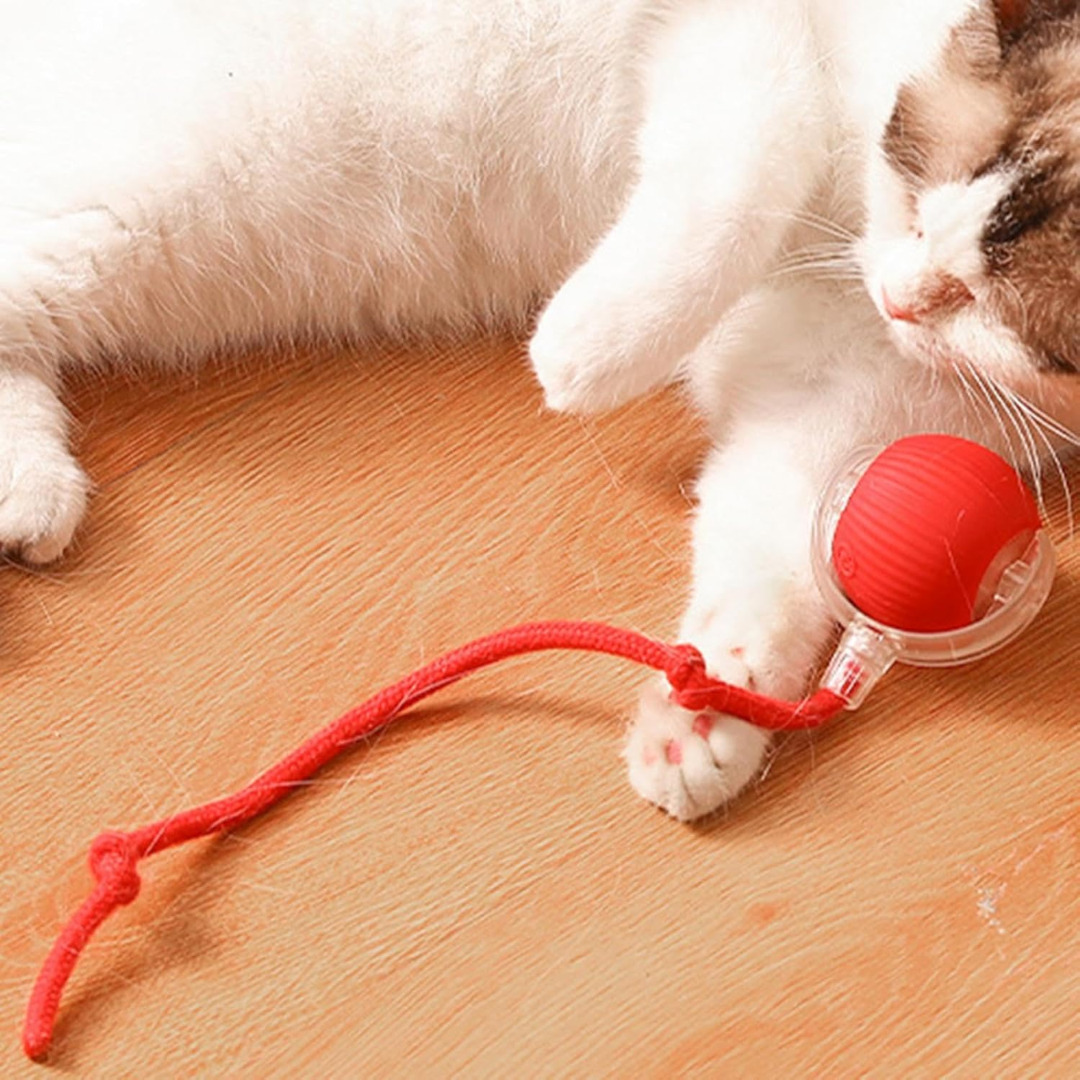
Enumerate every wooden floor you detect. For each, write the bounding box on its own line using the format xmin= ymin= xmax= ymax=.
xmin=1 ymin=337 xmax=1077 ymax=1077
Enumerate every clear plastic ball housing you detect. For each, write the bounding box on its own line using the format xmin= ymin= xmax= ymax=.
xmin=811 ymin=446 xmax=1056 ymax=707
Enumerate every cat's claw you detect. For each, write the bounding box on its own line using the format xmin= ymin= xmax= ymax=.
xmin=625 ymin=679 xmax=771 ymax=821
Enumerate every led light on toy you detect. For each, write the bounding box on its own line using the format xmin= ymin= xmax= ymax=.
xmin=812 ymin=434 xmax=1054 ymax=708
xmin=21 ymin=433 xmax=1057 ymax=1060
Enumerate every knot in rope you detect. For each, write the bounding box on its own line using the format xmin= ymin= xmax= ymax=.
xmin=665 ymin=643 xmax=732 ymax=712
xmin=89 ymin=833 xmax=141 ymax=906
xmin=664 ymin=643 xmax=707 ymax=693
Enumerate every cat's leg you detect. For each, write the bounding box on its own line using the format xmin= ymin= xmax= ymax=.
xmin=529 ymin=2 xmax=829 ymax=413
xmin=0 ymin=8 xmax=289 ymax=562
xmin=623 ymin=275 xmax=922 ymax=818
xmin=0 ymin=361 xmax=88 ymax=563
xmin=0 ymin=176 xmax=180 ymax=564
xmin=625 ymin=424 xmax=835 ymax=819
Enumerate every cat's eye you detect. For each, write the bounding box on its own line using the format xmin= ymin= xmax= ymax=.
xmin=1043 ymin=352 xmax=1077 ymax=375
xmin=984 ymin=174 xmax=1054 ymax=247
xmin=983 ymin=203 xmax=1050 ymax=246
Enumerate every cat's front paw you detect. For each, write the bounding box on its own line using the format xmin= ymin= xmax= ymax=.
xmin=625 ymin=678 xmax=770 ymax=822
xmin=529 ymin=310 xmax=632 ymax=415
xmin=529 ymin=278 xmax=667 ymax=414
xmin=0 ymin=441 xmax=89 ymax=564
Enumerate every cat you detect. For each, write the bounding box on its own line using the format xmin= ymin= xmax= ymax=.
xmin=1 ymin=0 xmax=1077 ymax=819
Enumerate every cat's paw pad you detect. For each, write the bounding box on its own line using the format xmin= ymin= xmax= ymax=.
xmin=624 ymin=678 xmax=770 ymax=821
xmin=0 ymin=448 xmax=89 ymax=563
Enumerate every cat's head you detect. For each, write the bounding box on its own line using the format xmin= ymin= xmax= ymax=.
xmin=861 ymin=0 xmax=1080 ymax=386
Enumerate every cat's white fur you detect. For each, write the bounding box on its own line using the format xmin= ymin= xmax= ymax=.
xmin=1 ymin=0 xmax=1077 ymax=817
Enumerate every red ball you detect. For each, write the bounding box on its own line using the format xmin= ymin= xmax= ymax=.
xmin=831 ymin=435 xmax=1041 ymax=633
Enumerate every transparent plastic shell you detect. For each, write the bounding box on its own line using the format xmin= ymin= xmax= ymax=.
xmin=811 ymin=446 xmax=1056 ymax=709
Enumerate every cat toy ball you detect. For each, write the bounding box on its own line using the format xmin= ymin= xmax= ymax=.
xmin=813 ymin=433 xmax=1054 ymax=708
xmin=22 ymin=433 xmax=1055 ymax=1060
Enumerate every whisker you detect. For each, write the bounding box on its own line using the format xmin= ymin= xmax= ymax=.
xmin=770 ymin=254 xmax=857 ymax=269
xmin=1004 ymin=388 xmax=1080 ymax=450
xmin=985 ymin=372 xmax=1046 ymax=516
xmin=1000 ymin=387 xmax=1076 ymax=537
xmin=756 ymin=207 xmax=860 ymax=243
xmin=966 ymin=362 xmax=1021 ymax=475
xmin=771 ymin=244 xmax=860 ymax=268
xmin=953 ymin=363 xmax=990 ymax=425
xmin=767 ymin=265 xmax=865 ymax=282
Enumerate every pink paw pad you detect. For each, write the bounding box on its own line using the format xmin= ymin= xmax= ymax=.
xmin=692 ymin=713 xmax=714 ymax=738
xmin=664 ymin=740 xmax=683 ymax=765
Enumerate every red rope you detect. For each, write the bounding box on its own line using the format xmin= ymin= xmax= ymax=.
xmin=22 ymin=620 xmax=844 ymax=1059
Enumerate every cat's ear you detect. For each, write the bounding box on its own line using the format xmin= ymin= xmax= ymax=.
xmin=994 ymin=0 xmax=1031 ymax=37
xmin=992 ymin=0 xmax=1074 ymax=44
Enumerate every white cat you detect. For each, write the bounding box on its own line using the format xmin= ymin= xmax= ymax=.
xmin=1 ymin=0 xmax=1077 ymax=818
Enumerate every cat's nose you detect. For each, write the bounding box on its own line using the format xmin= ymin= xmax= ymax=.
xmin=882 ymin=274 xmax=974 ymax=325
xmin=882 ymin=287 xmax=919 ymax=324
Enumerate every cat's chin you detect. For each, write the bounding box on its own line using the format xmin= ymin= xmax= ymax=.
xmin=882 ymin=319 xmax=960 ymax=373
xmin=883 ymin=317 xmax=1041 ymax=394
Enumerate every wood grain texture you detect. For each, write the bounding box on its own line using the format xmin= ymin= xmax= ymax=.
xmin=1 ymin=337 xmax=1077 ymax=1078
